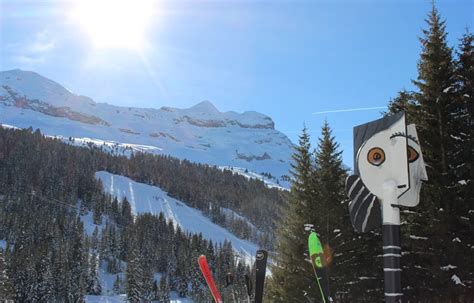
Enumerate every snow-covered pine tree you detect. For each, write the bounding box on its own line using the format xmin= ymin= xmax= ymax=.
xmin=449 ymin=29 xmax=474 ymax=296
xmin=387 ymin=4 xmax=469 ymax=301
xmin=313 ymin=121 xmax=382 ymax=301
xmin=0 ymin=249 xmax=12 ymax=300
xmin=268 ymin=126 xmax=319 ymax=302
xmin=454 ymin=29 xmax=474 ymax=206
xmin=159 ymin=274 xmax=171 ymax=303
xmin=87 ymin=249 xmax=102 ymax=295
xmin=126 ymin=243 xmax=143 ymax=302
xmin=68 ymin=217 xmax=86 ymax=302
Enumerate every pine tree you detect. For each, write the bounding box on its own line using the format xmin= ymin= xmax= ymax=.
xmin=87 ymin=250 xmax=102 ymax=295
xmin=311 ymin=122 xmax=372 ymax=301
xmin=0 ymin=249 xmax=12 ymax=300
xmin=159 ymin=275 xmax=171 ymax=303
xmin=126 ymin=243 xmax=142 ymax=302
xmin=268 ymin=126 xmax=319 ymax=302
xmin=454 ymin=30 xmax=473 ymax=204
xmin=449 ymin=29 xmax=474 ymax=296
xmin=387 ymin=5 xmax=470 ymax=301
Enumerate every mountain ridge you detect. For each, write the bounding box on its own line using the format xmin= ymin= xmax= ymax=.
xmin=0 ymin=69 xmax=293 ymax=180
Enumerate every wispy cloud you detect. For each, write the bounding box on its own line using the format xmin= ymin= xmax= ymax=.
xmin=11 ymin=55 xmax=46 ymax=65
xmin=9 ymin=30 xmax=56 ymax=65
xmin=312 ymin=106 xmax=386 ymax=115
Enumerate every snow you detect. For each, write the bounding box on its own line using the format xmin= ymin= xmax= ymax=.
xmin=169 ymin=293 xmax=195 ymax=303
xmin=358 ymin=276 xmax=377 ymax=280
xmin=452 ymin=237 xmax=461 ymax=243
xmin=95 ymin=171 xmax=258 ymax=260
xmin=0 ymin=123 xmax=20 ymax=130
xmin=0 ymin=69 xmax=294 ymax=181
xmin=80 ymin=209 xmax=108 ymax=236
xmin=443 ymin=86 xmax=453 ymax=93
xmin=458 ymin=180 xmax=467 ymax=185
xmin=451 ymin=274 xmax=466 ymax=286
xmin=218 ymin=166 xmax=290 ymax=190
xmin=85 ymin=295 xmax=127 ymax=302
xmin=450 ymin=134 xmax=461 ymax=141
xmin=85 ymin=294 xmax=193 ymax=303
xmin=220 ymin=207 xmax=261 ymax=235
xmin=53 ymin=136 xmax=163 ymax=156
xmin=409 ymin=235 xmax=428 ymax=240
xmin=440 ymin=264 xmax=457 ymax=271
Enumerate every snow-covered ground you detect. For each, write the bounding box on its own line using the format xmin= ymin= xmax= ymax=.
xmin=55 ymin=136 xmax=163 ymax=156
xmin=218 ymin=166 xmax=290 ymax=190
xmin=95 ymin=171 xmax=258 ymax=260
xmin=85 ymin=293 xmax=194 ymax=303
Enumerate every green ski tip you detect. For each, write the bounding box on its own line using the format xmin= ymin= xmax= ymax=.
xmin=308 ymin=231 xmax=324 ymax=268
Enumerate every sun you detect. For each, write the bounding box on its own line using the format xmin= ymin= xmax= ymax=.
xmin=72 ymin=0 xmax=154 ymax=50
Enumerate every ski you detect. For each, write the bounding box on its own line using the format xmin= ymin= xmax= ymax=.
xmin=198 ymin=255 xmax=223 ymax=303
xmin=244 ymin=273 xmax=252 ymax=303
xmin=308 ymin=231 xmax=333 ymax=303
xmin=255 ymin=249 xmax=268 ymax=303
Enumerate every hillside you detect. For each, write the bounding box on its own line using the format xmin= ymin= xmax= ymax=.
xmin=0 ymin=127 xmax=269 ymax=302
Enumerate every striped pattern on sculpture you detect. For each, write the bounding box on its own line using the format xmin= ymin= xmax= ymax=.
xmin=346 ymin=174 xmax=382 ymax=233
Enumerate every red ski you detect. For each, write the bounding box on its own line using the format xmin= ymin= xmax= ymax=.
xmin=198 ymin=255 xmax=223 ymax=303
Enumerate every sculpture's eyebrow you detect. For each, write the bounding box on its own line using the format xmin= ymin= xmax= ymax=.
xmin=390 ymin=132 xmax=419 ymax=145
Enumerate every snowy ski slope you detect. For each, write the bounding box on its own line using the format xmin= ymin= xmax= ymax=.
xmin=95 ymin=171 xmax=258 ymax=259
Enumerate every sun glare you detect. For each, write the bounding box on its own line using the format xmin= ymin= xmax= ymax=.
xmin=72 ymin=0 xmax=154 ymax=50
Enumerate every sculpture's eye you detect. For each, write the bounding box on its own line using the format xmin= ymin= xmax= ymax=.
xmin=367 ymin=147 xmax=385 ymax=166
xmin=407 ymin=145 xmax=419 ymax=163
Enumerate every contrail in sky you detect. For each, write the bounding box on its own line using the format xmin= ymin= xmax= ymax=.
xmin=312 ymin=106 xmax=386 ymax=115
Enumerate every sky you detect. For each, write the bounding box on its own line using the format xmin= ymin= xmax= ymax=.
xmin=0 ymin=0 xmax=472 ymax=167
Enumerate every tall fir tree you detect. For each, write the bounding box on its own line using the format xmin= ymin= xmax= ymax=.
xmin=454 ymin=29 xmax=474 ymax=205
xmin=311 ymin=122 xmax=346 ymax=297
xmin=268 ymin=126 xmax=320 ymax=302
xmin=387 ymin=5 xmax=472 ymax=301
xmin=126 ymin=243 xmax=143 ymax=303
xmin=0 ymin=249 xmax=12 ymax=300
xmin=450 ymin=29 xmax=474 ymax=296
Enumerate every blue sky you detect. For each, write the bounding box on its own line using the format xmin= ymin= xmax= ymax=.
xmin=1 ymin=0 xmax=472 ymax=167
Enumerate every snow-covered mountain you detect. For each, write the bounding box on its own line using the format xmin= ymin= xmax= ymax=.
xmin=0 ymin=69 xmax=293 ymax=180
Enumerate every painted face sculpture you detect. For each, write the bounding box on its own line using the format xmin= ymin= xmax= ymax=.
xmin=346 ymin=113 xmax=427 ymax=232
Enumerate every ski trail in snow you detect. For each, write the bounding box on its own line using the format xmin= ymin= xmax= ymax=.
xmin=128 ymin=181 xmax=137 ymax=215
xmin=162 ymin=197 xmax=181 ymax=228
xmin=147 ymin=197 xmax=155 ymax=215
xmin=110 ymin=175 xmax=114 ymax=196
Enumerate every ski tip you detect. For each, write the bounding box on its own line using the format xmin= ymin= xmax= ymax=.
xmin=198 ymin=255 xmax=207 ymax=264
xmin=256 ymin=249 xmax=268 ymax=260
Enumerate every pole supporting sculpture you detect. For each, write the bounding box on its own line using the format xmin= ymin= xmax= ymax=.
xmin=345 ymin=112 xmax=427 ymax=303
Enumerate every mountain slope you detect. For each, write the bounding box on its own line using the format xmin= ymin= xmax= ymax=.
xmin=95 ymin=170 xmax=257 ymax=259
xmin=0 ymin=69 xmax=293 ymax=180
